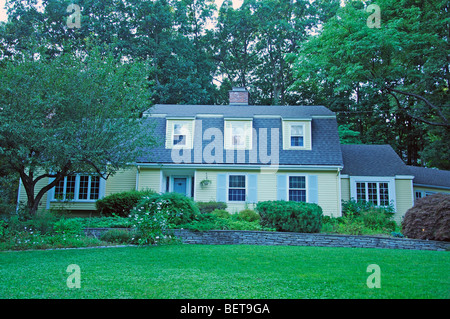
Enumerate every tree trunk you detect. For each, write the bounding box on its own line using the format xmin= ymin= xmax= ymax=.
xmin=20 ymin=170 xmax=65 ymax=216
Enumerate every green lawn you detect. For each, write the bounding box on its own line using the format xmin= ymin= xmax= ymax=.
xmin=0 ymin=245 xmax=448 ymax=299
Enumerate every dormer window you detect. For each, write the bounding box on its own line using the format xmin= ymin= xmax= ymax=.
xmin=224 ymin=119 xmax=253 ymax=150
xmin=231 ymin=124 xmax=245 ymax=147
xmin=282 ymin=119 xmax=312 ymax=150
xmin=173 ymin=123 xmax=187 ymax=146
xmin=290 ymin=125 xmax=304 ymax=147
xmin=165 ymin=118 xmax=195 ymax=149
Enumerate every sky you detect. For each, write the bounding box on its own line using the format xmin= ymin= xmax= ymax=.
xmin=0 ymin=0 xmax=6 ymax=22
xmin=0 ymin=0 xmax=244 ymax=23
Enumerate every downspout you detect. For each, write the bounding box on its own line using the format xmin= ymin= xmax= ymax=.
xmin=136 ymin=165 xmax=140 ymax=191
xmin=337 ymin=167 xmax=342 ymax=217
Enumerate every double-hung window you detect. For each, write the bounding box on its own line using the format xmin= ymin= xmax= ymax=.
xmin=224 ymin=119 xmax=253 ymax=150
xmin=173 ymin=123 xmax=187 ymax=146
xmin=166 ymin=119 xmax=194 ymax=149
xmin=356 ymin=182 xmax=390 ymax=206
xmin=282 ymin=120 xmax=311 ymax=150
xmin=290 ymin=125 xmax=304 ymax=147
xmin=228 ymin=175 xmax=246 ymax=201
xmin=53 ymin=175 xmax=101 ymax=201
xmin=231 ymin=124 xmax=245 ymax=147
xmin=288 ymin=176 xmax=306 ymax=202
xmin=54 ymin=175 xmax=76 ymax=200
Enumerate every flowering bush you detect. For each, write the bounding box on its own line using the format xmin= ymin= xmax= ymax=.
xmin=0 ymin=224 xmax=101 ymax=250
xmin=131 ymin=203 xmax=170 ymax=246
xmin=130 ymin=193 xmax=199 ymax=245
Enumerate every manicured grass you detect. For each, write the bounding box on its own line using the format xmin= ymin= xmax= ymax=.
xmin=0 ymin=245 xmax=448 ymax=299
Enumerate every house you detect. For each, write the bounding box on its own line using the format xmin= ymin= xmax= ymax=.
xmin=406 ymin=165 xmax=450 ymax=201
xmin=340 ymin=144 xmax=415 ymax=222
xmin=16 ymin=88 xmax=450 ymax=222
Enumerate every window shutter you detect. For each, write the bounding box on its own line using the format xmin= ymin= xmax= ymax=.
xmin=216 ymin=173 xmax=227 ymax=202
xmin=308 ymin=175 xmax=318 ymax=204
xmin=99 ymin=177 xmax=106 ymax=199
xmin=247 ymin=174 xmax=257 ymax=203
xmin=48 ymin=177 xmax=55 ymax=201
xmin=277 ymin=175 xmax=287 ymax=200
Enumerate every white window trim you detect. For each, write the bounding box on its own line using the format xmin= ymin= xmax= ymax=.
xmin=289 ymin=124 xmax=305 ymax=148
xmin=285 ymin=174 xmax=309 ymax=202
xmin=226 ymin=173 xmax=247 ymax=203
xmin=282 ymin=120 xmax=311 ymax=150
xmin=349 ymin=176 xmax=396 ymax=210
xmin=224 ymin=120 xmax=253 ymax=151
xmin=287 ymin=174 xmax=308 ymax=202
xmin=166 ymin=119 xmax=195 ymax=149
xmin=49 ymin=175 xmax=105 ymax=202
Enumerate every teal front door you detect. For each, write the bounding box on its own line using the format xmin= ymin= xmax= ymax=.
xmin=173 ymin=177 xmax=187 ymax=195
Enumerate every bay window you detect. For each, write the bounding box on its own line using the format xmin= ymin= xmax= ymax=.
xmin=53 ymin=175 xmax=102 ymax=201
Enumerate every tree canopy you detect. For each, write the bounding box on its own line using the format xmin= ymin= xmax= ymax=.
xmin=0 ymin=50 xmax=156 ymax=215
xmin=0 ymin=0 xmax=448 ymax=215
xmin=289 ymin=0 xmax=449 ymax=168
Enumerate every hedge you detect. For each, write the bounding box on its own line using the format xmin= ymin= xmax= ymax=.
xmin=256 ymin=200 xmax=322 ymax=233
xmin=95 ymin=189 xmax=156 ymax=217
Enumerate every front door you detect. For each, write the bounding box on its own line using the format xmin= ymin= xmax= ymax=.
xmin=173 ymin=177 xmax=187 ymax=195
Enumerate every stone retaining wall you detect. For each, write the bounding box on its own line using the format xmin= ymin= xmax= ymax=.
xmin=171 ymin=229 xmax=450 ymax=251
xmin=84 ymin=228 xmax=450 ymax=251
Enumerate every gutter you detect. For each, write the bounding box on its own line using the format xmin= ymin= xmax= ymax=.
xmin=134 ymin=162 xmax=343 ymax=171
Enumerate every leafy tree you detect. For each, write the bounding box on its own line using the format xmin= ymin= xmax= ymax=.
xmin=338 ymin=124 xmax=362 ymax=145
xmin=2 ymin=0 xmax=219 ymax=105
xmin=0 ymin=50 xmax=156 ymax=215
xmin=213 ymin=0 xmax=259 ymax=91
xmin=290 ymin=0 xmax=449 ymax=167
xmin=213 ymin=0 xmax=340 ymax=105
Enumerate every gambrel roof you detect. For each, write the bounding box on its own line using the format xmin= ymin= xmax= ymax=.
xmin=138 ymin=104 xmax=343 ymax=167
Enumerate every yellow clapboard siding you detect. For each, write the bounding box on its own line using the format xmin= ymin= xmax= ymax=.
xmin=137 ymin=168 xmax=161 ymax=193
xmin=341 ymin=178 xmax=350 ymax=202
xmin=394 ymin=179 xmax=413 ymax=222
xmin=195 ymin=169 xmax=340 ymax=217
xmin=105 ymin=168 xmax=137 ymax=196
xmin=195 ymin=170 xmax=218 ymax=202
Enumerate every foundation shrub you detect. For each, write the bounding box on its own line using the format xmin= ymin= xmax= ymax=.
xmin=211 ymin=209 xmax=231 ymax=219
xmin=196 ymin=201 xmax=228 ymax=214
xmin=402 ymin=194 xmax=450 ymax=241
xmin=256 ymin=201 xmax=322 ymax=233
xmin=95 ymin=189 xmax=156 ymax=217
xmin=237 ymin=209 xmax=260 ymax=222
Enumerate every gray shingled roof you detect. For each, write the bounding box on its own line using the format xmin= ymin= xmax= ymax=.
xmin=145 ymin=104 xmax=335 ymax=118
xmin=407 ymin=165 xmax=450 ymax=189
xmin=340 ymin=144 xmax=412 ymax=176
xmin=137 ymin=104 xmax=343 ymax=166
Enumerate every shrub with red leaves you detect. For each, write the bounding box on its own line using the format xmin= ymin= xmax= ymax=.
xmin=402 ymin=194 xmax=450 ymax=241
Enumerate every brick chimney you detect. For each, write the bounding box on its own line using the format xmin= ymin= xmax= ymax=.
xmin=229 ymin=87 xmax=249 ymax=105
